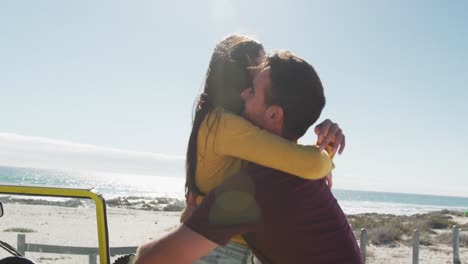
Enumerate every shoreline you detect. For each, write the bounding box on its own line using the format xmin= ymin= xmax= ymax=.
xmin=1 ymin=195 xmax=467 ymax=215
xmin=0 ymin=195 xmax=186 ymax=212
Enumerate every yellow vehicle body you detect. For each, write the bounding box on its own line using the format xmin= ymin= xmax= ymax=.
xmin=0 ymin=185 xmax=111 ymax=264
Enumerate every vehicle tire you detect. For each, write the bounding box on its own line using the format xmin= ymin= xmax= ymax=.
xmin=0 ymin=256 xmax=36 ymax=264
xmin=113 ymin=254 xmax=135 ymax=264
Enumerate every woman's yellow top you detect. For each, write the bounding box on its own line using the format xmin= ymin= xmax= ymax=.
xmin=195 ymin=108 xmax=333 ymax=244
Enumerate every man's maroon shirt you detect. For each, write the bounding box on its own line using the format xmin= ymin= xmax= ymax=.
xmin=185 ymin=164 xmax=363 ymax=264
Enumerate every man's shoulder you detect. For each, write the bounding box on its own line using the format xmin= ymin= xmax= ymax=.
xmin=213 ymin=164 xmax=291 ymax=199
xmin=244 ymin=163 xmax=285 ymax=175
xmin=244 ymin=163 xmax=314 ymax=183
xmin=244 ymin=163 xmax=332 ymax=197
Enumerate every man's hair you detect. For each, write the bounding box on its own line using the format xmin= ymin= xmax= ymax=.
xmin=264 ymin=51 xmax=326 ymax=140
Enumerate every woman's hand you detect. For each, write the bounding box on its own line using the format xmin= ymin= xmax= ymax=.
xmin=324 ymin=173 xmax=333 ymax=190
xmin=314 ymin=119 xmax=346 ymax=156
xmin=180 ymin=192 xmax=197 ymax=223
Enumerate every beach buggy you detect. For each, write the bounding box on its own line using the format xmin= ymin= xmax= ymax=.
xmin=0 ymin=184 xmax=136 ymax=264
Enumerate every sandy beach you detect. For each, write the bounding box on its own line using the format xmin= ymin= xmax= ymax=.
xmin=0 ymin=199 xmax=467 ymax=263
xmin=365 ymin=243 xmax=465 ymax=264
xmin=352 ymin=213 xmax=468 ymax=264
xmin=0 ymin=202 xmax=181 ymax=263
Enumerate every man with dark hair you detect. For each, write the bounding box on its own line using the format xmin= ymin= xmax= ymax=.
xmin=243 ymin=50 xmax=326 ymax=141
xmin=135 ymin=51 xmax=362 ymax=264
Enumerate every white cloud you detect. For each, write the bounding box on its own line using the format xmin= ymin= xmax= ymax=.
xmin=0 ymin=133 xmax=185 ymax=177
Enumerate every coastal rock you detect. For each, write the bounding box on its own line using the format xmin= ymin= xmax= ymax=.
xmin=1 ymin=195 xmax=187 ymax=211
xmin=163 ymin=200 xmax=185 ymax=212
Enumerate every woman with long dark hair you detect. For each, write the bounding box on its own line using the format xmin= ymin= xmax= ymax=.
xmin=185 ymin=34 xmax=343 ymax=263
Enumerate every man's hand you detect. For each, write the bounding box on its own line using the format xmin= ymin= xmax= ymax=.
xmin=314 ymin=119 xmax=346 ymax=155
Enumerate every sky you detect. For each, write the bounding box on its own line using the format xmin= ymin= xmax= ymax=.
xmin=1 ymin=0 xmax=467 ymax=197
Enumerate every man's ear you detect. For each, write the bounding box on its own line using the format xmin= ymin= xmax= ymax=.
xmin=266 ymin=105 xmax=284 ymax=122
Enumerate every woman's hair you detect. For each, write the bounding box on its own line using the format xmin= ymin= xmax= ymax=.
xmin=185 ymin=34 xmax=264 ymax=200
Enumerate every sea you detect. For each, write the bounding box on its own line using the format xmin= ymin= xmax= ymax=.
xmin=0 ymin=166 xmax=467 ymax=216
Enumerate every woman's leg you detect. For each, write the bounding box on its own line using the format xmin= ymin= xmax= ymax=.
xmin=193 ymin=241 xmax=252 ymax=264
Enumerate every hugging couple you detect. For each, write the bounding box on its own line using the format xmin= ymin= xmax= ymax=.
xmin=135 ymin=34 xmax=362 ymax=264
